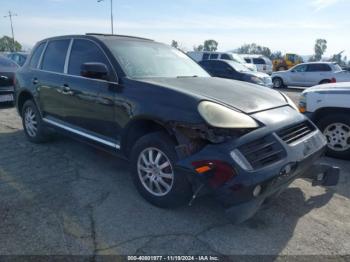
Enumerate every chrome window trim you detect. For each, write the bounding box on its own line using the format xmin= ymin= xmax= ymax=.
xmin=43 ymin=117 xmax=121 ymax=150
xmin=36 ymin=41 xmax=48 ymax=69
xmin=64 ymin=39 xmax=74 ymax=74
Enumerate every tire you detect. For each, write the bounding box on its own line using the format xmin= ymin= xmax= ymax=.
xmin=130 ymin=132 xmax=192 ymax=208
xmin=319 ymin=79 xmax=331 ymax=85
xmin=272 ymin=77 xmax=285 ymax=89
xmin=21 ymin=100 xmax=51 ymax=143
xmin=317 ymin=113 xmax=350 ymax=160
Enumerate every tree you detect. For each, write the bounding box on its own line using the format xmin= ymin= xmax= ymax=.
xmin=171 ymin=40 xmax=178 ymax=49
xmin=234 ymin=43 xmax=272 ymax=59
xmin=313 ymin=39 xmax=327 ymax=61
xmin=203 ymin=40 xmax=218 ymax=51
xmin=0 ymin=35 xmax=22 ymax=52
xmin=270 ymin=51 xmax=283 ymax=60
xmin=193 ymin=44 xmax=204 ymax=52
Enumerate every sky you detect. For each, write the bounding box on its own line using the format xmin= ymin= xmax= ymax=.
xmin=0 ymin=0 xmax=349 ymax=58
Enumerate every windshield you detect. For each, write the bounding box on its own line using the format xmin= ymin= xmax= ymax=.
xmin=226 ymin=60 xmax=251 ymax=72
xmin=104 ymin=40 xmax=210 ymax=78
xmin=230 ymin=53 xmax=246 ymax=64
xmin=0 ymin=56 xmax=19 ymax=70
xmin=333 ymin=64 xmax=343 ymax=71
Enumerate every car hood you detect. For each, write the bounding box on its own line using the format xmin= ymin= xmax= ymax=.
xmin=136 ymin=77 xmax=287 ymax=114
xmin=303 ymin=82 xmax=350 ymax=94
xmin=244 ymin=71 xmax=270 ymax=78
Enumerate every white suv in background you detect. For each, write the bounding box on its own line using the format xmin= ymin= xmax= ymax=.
xmin=187 ymin=51 xmax=257 ymax=71
xmin=243 ymin=55 xmax=273 ymax=75
xmin=272 ymin=62 xmax=350 ymax=88
xmin=299 ymin=82 xmax=350 ymax=159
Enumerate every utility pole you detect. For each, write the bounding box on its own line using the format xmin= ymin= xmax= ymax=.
xmin=98 ymin=0 xmax=114 ymax=34
xmin=4 ymin=10 xmax=18 ymax=51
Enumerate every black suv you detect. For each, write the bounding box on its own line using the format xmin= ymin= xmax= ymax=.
xmin=15 ymin=34 xmax=339 ymax=223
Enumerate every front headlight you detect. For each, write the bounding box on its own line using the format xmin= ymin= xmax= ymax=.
xmin=198 ymin=101 xmax=259 ymax=128
xmin=249 ymin=76 xmax=265 ymax=86
xmin=281 ymin=93 xmax=299 ymax=111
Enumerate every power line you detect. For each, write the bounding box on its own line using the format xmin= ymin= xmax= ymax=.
xmin=4 ymin=10 xmax=18 ymax=51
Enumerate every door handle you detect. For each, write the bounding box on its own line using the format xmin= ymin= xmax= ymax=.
xmin=32 ymin=78 xmax=38 ymax=85
xmin=61 ymin=84 xmax=72 ymax=95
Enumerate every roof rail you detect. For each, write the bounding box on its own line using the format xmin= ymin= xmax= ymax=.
xmin=86 ymin=33 xmax=153 ymax=41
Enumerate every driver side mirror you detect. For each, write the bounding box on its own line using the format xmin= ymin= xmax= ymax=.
xmin=81 ymin=62 xmax=109 ymax=81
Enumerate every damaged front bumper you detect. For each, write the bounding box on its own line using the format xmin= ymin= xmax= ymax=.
xmin=175 ymin=106 xmax=340 ymax=224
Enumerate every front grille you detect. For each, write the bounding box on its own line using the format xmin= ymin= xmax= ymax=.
xmin=239 ymin=136 xmax=285 ymax=169
xmin=277 ymin=121 xmax=315 ymax=145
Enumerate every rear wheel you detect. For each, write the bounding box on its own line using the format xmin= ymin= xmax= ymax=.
xmin=272 ymin=77 xmax=285 ymax=89
xmin=317 ymin=114 xmax=350 ymax=160
xmin=320 ymin=79 xmax=331 ymax=85
xmin=22 ymin=100 xmax=51 ymax=143
xmin=130 ymin=132 xmax=192 ymax=208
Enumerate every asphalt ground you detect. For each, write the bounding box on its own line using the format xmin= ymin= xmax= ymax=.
xmin=0 ymin=88 xmax=349 ymax=258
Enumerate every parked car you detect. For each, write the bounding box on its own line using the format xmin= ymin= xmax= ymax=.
xmin=299 ymin=82 xmax=350 ymax=159
xmin=0 ymin=55 xmax=19 ymax=104
xmin=187 ymin=51 xmax=257 ymax=72
xmin=15 ymin=34 xmax=339 ymax=223
xmin=199 ymin=59 xmax=273 ymax=87
xmin=272 ymin=62 xmax=350 ymax=88
xmin=243 ymin=55 xmax=273 ymax=75
xmin=7 ymin=52 xmax=29 ymax=67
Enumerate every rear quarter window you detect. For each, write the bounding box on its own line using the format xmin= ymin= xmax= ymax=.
xmin=29 ymin=42 xmax=46 ymax=69
xmin=253 ymin=58 xmax=266 ymax=65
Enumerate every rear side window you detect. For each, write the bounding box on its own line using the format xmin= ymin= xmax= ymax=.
xmin=253 ymin=58 xmax=266 ymax=64
xmin=209 ymin=54 xmax=219 ymax=60
xmin=68 ymin=39 xmax=110 ymax=76
xmin=307 ymin=64 xmax=331 ymax=72
xmin=41 ymin=39 xmax=70 ymax=73
xmin=202 ymin=53 xmax=210 ymax=60
xmin=244 ymin=58 xmax=251 ymax=63
xmin=29 ymin=42 xmax=45 ymax=68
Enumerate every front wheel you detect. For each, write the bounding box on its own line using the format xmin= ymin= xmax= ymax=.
xmin=272 ymin=77 xmax=285 ymax=89
xmin=130 ymin=132 xmax=192 ymax=208
xmin=317 ymin=114 xmax=350 ymax=160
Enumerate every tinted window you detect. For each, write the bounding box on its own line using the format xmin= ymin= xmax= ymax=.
xmin=307 ymin=64 xmax=331 ymax=72
xmin=220 ymin=54 xmax=231 ymax=60
xmin=41 ymin=39 xmax=70 ymax=73
xmin=68 ymin=39 xmax=110 ymax=76
xmin=199 ymin=61 xmax=212 ymax=71
xmin=210 ymin=61 xmax=231 ymax=73
xmin=244 ymin=58 xmax=251 ymax=63
xmin=209 ymin=54 xmax=219 ymax=59
xmin=29 ymin=43 xmax=45 ymax=68
xmin=253 ymin=58 xmax=266 ymax=65
xmin=202 ymin=53 xmax=210 ymax=60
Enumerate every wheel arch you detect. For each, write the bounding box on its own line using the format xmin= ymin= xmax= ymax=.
xmin=17 ymin=90 xmax=35 ymax=116
xmin=313 ymin=107 xmax=350 ymax=123
xmin=120 ymin=117 xmax=177 ymax=157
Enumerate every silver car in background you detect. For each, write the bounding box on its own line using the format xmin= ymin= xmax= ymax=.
xmin=271 ymin=62 xmax=350 ymax=88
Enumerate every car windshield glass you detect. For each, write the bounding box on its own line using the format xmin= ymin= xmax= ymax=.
xmin=104 ymin=40 xmax=210 ymax=78
xmin=333 ymin=64 xmax=342 ymax=71
xmin=225 ymin=60 xmax=250 ymax=72
xmin=230 ymin=53 xmax=246 ymax=64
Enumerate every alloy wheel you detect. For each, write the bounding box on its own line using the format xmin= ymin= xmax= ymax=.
xmin=24 ymin=107 xmax=38 ymax=137
xmin=323 ymin=122 xmax=350 ymax=152
xmin=137 ymin=147 xmax=174 ymax=197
